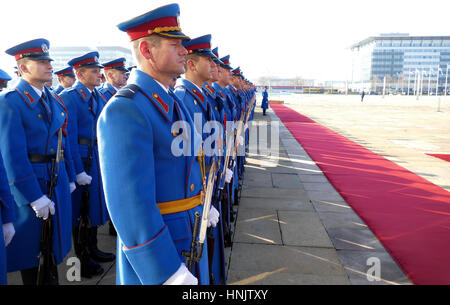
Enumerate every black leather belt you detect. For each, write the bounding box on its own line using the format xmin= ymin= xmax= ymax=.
xmin=78 ymin=138 xmax=97 ymax=146
xmin=28 ymin=154 xmax=57 ymax=163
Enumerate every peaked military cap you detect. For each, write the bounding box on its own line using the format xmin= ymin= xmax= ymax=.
xmin=211 ymin=47 xmax=224 ymax=65
xmin=117 ymin=3 xmax=190 ymax=41
xmin=219 ymin=55 xmax=232 ymax=70
xmin=5 ymin=38 xmax=53 ymax=61
xmin=54 ymin=66 xmax=75 ymax=77
xmin=68 ymin=51 xmax=103 ymax=70
xmin=102 ymin=58 xmax=128 ymax=72
xmin=0 ymin=69 xmax=12 ymax=81
xmin=183 ymin=34 xmax=215 ymax=58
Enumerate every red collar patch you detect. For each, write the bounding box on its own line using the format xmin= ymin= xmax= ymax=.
xmin=152 ymin=92 xmax=169 ymax=114
xmin=23 ymin=90 xmax=35 ymax=104
xmin=191 ymin=88 xmax=205 ymax=103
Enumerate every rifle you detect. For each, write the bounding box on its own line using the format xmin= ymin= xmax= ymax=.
xmin=76 ymin=137 xmax=94 ymax=268
xmin=37 ymin=129 xmax=63 ymax=285
xmin=182 ymin=161 xmax=217 ymax=274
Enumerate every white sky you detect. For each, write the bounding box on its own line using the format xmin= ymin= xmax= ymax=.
xmin=1 ymin=0 xmax=449 ymax=83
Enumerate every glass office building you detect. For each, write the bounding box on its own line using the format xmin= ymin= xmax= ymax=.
xmin=351 ymin=34 xmax=450 ymax=94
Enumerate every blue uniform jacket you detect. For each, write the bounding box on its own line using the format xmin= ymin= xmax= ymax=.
xmin=174 ymin=78 xmax=218 ymax=165
xmin=0 ymin=79 xmax=73 ymax=272
xmin=97 ymin=70 xmax=209 ymax=285
xmin=98 ymin=82 xmax=117 ymax=102
xmin=0 ymin=153 xmax=16 ymax=285
xmin=261 ymin=90 xmax=269 ymax=109
xmin=54 ymin=85 xmax=65 ymax=95
xmin=60 ymin=82 xmax=109 ymax=227
xmin=202 ymin=82 xmax=227 ymax=284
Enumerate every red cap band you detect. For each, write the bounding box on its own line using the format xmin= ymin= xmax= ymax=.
xmin=126 ymin=16 xmax=179 ymax=41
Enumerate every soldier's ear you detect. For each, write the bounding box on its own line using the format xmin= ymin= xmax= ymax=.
xmin=18 ymin=62 xmax=29 ymax=75
xmin=186 ymin=58 xmax=196 ymax=72
xmin=139 ymin=39 xmax=154 ymax=62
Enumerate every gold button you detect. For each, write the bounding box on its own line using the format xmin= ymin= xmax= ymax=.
xmin=193 ymin=100 xmax=197 ymax=105
xmin=50 ymin=148 xmax=55 ymax=153
xmin=215 ymin=107 xmax=218 ymax=111
xmin=88 ymin=107 xmax=92 ymax=110
xmin=190 ymin=184 xmax=194 ymax=191
xmin=61 ymin=112 xmax=65 ymax=116
xmin=38 ymin=114 xmax=43 ymax=119
xmin=172 ymin=131 xmax=178 ymax=137
xmin=153 ymin=93 xmax=159 ymax=98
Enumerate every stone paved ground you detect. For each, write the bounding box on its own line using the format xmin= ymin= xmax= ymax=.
xmin=9 ymin=93 xmax=447 ymax=285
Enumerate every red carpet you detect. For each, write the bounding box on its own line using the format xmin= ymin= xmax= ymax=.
xmin=427 ymin=154 xmax=450 ymax=163
xmin=271 ymin=104 xmax=450 ymax=285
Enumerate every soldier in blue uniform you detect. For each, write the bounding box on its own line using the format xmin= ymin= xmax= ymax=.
xmin=0 ymin=38 xmax=75 ymax=285
xmin=59 ymin=51 xmax=115 ymax=278
xmin=0 ymin=69 xmax=12 ymax=92
xmin=54 ymin=67 xmax=76 ymax=95
xmin=174 ymin=35 xmax=228 ymax=285
xmin=201 ymin=45 xmax=229 ymax=285
xmin=0 ymin=152 xmax=16 ymax=285
xmin=98 ymin=3 xmax=220 ymax=285
xmin=99 ymin=58 xmax=128 ymax=102
xmin=212 ymin=53 xmax=237 ymax=246
xmin=261 ymin=86 xmax=269 ymax=115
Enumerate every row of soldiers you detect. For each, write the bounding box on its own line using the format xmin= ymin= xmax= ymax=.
xmin=0 ymin=3 xmax=256 ymax=285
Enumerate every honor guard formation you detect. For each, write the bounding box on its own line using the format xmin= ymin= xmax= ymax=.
xmin=0 ymin=3 xmax=256 ymax=285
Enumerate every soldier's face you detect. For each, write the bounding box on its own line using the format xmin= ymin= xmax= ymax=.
xmin=80 ymin=67 xmax=101 ymax=88
xmin=60 ymin=75 xmax=75 ymax=88
xmin=210 ymin=62 xmax=219 ymax=82
xmin=108 ymin=70 xmax=127 ymax=88
xmin=153 ymin=38 xmax=188 ymax=77
xmin=22 ymin=59 xmax=53 ymax=82
xmin=218 ymin=66 xmax=229 ymax=85
xmin=196 ymin=56 xmax=213 ymax=82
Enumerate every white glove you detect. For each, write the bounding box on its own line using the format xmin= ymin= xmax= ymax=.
xmin=76 ymin=171 xmax=92 ymax=186
xmin=244 ymin=123 xmax=248 ymax=131
xmin=30 ymin=195 xmax=55 ymax=220
xmin=163 ymin=263 xmax=198 ymax=285
xmin=208 ymin=206 xmax=220 ymax=228
xmin=225 ymin=168 xmax=233 ymax=183
xmin=2 ymin=222 xmax=15 ymax=247
xmin=239 ymin=135 xmax=245 ymax=146
xmin=70 ymin=182 xmax=77 ymax=193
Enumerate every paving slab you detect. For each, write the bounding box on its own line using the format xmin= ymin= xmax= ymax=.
xmin=228 ymin=243 xmax=349 ymax=280
xmin=239 ymin=196 xmax=313 ymax=212
xmin=278 ymin=211 xmax=334 ymax=248
xmin=241 ymin=187 xmax=307 ymax=200
xmin=233 ymin=208 xmax=282 ymax=245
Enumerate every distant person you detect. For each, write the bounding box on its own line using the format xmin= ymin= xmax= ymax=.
xmin=261 ymin=86 xmax=269 ymax=115
xmin=361 ymin=90 xmax=365 ymax=102
xmin=99 ymin=58 xmax=129 ymax=102
xmin=0 ymin=69 xmax=12 ymax=91
xmin=54 ymin=67 xmax=76 ymax=94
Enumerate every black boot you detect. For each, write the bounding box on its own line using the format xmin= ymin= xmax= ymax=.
xmin=89 ymin=226 xmax=116 ymax=263
xmin=108 ymin=221 xmax=117 ymax=236
xmin=80 ymin=257 xmax=104 ymax=279
xmin=72 ymin=227 xmax=104 ymax=278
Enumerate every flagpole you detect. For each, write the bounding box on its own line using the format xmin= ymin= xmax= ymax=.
xmin=428 ymin=66 xmax=432 ymax=96
xmin=436 ymin=65 xmax=440 ymax=96
xmin=407 ymin=69 xmax=411 ymax=96
xmin=420 ymin=69 xmax=424 ymax=96
xmin=445 ymin=66 xmax=449 ymax=97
